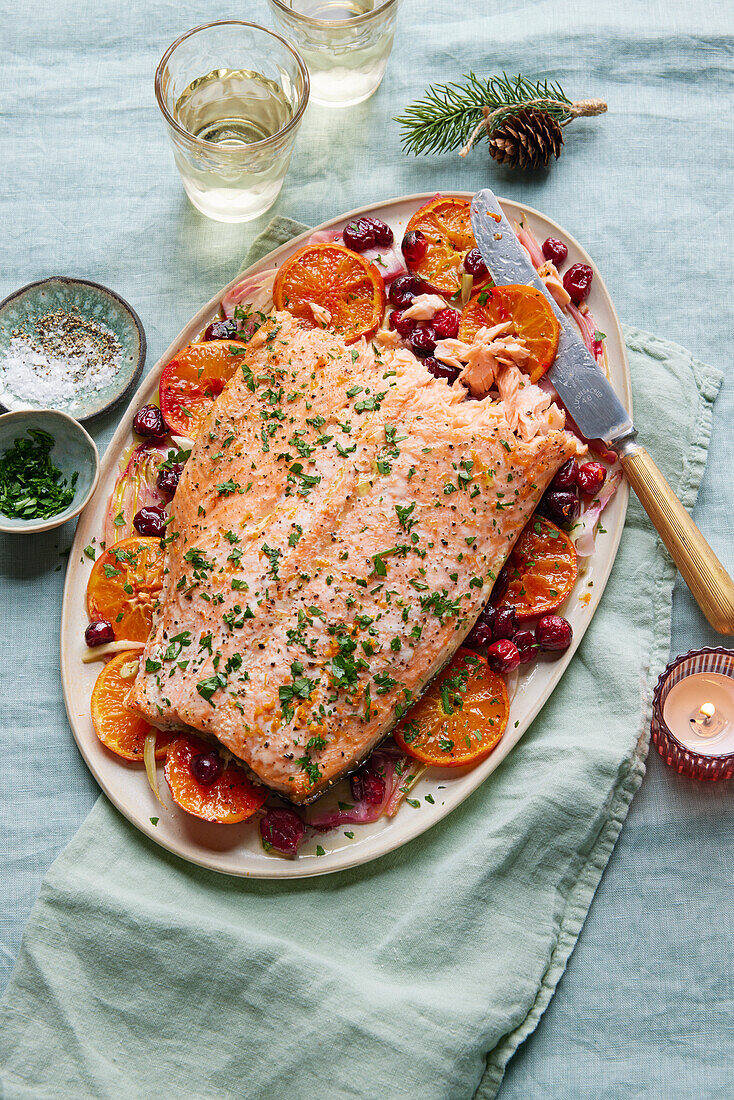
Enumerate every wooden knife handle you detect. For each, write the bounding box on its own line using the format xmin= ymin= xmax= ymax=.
xmin=619 ymin=444 xmax=734 ymax=635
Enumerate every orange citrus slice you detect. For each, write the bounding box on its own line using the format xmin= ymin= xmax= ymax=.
xmin=164 ymin=735 xmax=268 ymax=824
xmin=91 ymin=651 xmax=173 ymax=761
xmin=493 ymin=516 xmax=578 ymax=620
xmin=159 ymin=339 xmax=246 ymax=438
xmin=86 ymin=536 xmax=164 ymax=642
xmin=394 ymin=648 xmax=509 ymax=767
xmin=273 ymin=243 xmax=386 ymax=344
xmin=403 ymin=196 xmax=486 ymax=297
xmin=459 ymin=284 xmax=560 ymax=382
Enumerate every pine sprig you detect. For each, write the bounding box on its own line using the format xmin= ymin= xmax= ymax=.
xmin=395 ymin=72 xmax=574 ymax=157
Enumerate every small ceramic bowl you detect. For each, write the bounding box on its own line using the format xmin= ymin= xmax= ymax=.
xmin=0 ymin=408 xmax=99 ymax=534
xmin=0 ymin=276 xmax=146 ymax=421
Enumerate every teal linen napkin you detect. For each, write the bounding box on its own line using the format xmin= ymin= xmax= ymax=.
xmin=0 ymin=219 xmax=722 ymax=1100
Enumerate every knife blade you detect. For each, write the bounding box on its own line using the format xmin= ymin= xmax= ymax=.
xmin=468 ymin=187 xmax=734 ymax=636
xmin=470 ymin=188 xmax=634 ymax=445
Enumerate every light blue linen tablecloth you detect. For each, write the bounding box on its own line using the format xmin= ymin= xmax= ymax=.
xmin=0 ymin=1 xmax=732 ymax=1096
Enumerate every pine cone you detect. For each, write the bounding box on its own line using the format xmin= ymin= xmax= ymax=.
xmin=487 ymin=108 xmax=564 ymax=170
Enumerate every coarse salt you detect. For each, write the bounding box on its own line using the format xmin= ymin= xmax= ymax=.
xmin=0 ymin=309 xmax=123 ymax=410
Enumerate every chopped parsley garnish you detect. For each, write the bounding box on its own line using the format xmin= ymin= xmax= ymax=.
xmin=372 ymin=547 xmax=397 ymax=577
xmin=197 ymin=672 xmax=227 ymax=704
xmin=395 ymin=502 xmax=416 ymax=531
xmin=216 ymin=479 xmax=239 ymax=496
xmin=439 ymin=658 xmax=477 ymax=716
xmin=0 ymin=428 xmax=78 ymax=520
xmin=261 ymin=542 xmax=282 ymax=576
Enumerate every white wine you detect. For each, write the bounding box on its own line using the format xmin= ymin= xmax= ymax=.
xmin=157 ymin=22 xmax=308 ymax=223
xmin=170 ymin=68 xmax=296 ymax=222
xmin=174 ymin=68 xmax=293 ymax=147
xmin=270 ymin=0 xmax=399 ymax=108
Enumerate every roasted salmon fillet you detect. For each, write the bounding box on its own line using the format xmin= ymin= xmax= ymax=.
xmin=130 ymin=312 xmax=581 ymax=803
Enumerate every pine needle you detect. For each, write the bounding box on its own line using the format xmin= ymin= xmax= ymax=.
xmin=395 ymin=72 xmax=574 ymax=157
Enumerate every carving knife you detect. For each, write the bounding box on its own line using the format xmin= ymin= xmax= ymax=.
xmin=470 ymin=187 xmax=734 ymax=634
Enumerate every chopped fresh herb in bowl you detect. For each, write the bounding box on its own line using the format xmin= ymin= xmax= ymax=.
xmin=0 ymin=428 xmax=78 ymax=519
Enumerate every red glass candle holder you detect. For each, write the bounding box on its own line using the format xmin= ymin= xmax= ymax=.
xmin=651 ymin=647 xmax=734 ymax=781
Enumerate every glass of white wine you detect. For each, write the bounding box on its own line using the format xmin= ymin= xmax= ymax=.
xmin=155 ymin=21 xmax=310 ymax=223
xmin=266 ymin=0 xmax=402 ymax=108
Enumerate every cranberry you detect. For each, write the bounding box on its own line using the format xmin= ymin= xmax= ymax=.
xmin=463 ymin=248 xmax=489 ymax=278
xmin=563 ymin=263 xmax=593 ymax=304
xmin=424 ymin=357 xmax=461 ymax=383
xmin=343 ymin=216 xmax=392 ymax=252
xmin=486 ymin=638 xmax=521 ymax=674
xmin=388 ymin=309 xmax=416 ymax=338
xmin=409 ymin=325 xmax=437 ymax=358
xmin=388 ymin=274 xmax=426 ymax=308
xmin=540 ymin=489 xmax=580 ymax=525
xmin=203 ymin=318 xmax=238 ymax=341
xmin=260 ymin=808 xmax=305 ymax=857
xmin=190 ymin=751 xmax=223 ymax=786
xmin=491 ymin=564 xmax=510 ymax=606
xmin=343 ymin=218 xmax=374 ymax=251
xmin=157 ymin=462 xmax=184 ymax=499
xmin=513 ymin=629 xmax=539 ymax=664
xmin=542 ymin=238 xmax=568 ymax=267
xmin=552 ymin=459 xmax=579 ymax=491
xmin=350 ymin=766 xmax=386 ymax=805
xmin=85 ymin=619 xmax=114 ymax=647
xmin=363 ymin=216 xmax=393 ymax=247
xmin=133 ymin=506 xmax=167 ymax=538
xmin=402 ymin=229 xmax=428 ymax=266
xmin=466 ymin=617 xmax=495 ymax=650
xmin=492 ymin=606 xmax=518 ymax=640
xmin=132 ymin=404 xmax=167 ymax=441
xmin=576 ymin=461 xmax=607 ymax=497
xmin=432 ymin=308 xmax=460 ymax=340
xmin=536 ymin=614 xmax=573 ymax=653
xmin=479 ymin=603 xmax=498 ymax=631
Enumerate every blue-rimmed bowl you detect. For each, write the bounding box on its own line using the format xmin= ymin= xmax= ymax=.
xmin=0 ymin=409 xmax=99 ymax=534
xmin=0 ymin=276 xmax=145 ymax=421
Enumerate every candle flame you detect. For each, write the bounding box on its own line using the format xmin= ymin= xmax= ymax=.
xmin=699 ymin=702 xmax=716 ymax=721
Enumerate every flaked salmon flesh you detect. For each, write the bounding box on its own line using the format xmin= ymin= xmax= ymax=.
xmin=130 ymin=312 xmax=582 ymax=804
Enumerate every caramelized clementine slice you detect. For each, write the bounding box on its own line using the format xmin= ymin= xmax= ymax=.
xmin=493 ymin=516 xmax=577 ymax=620
xmin=273 ymin=243 xmax=386 ymax=344
xmin=164 ymin=735 xmax=267 ymax=824
xmin=91 ymin=651 xmax=173 ymax=761
xmin=158 ymin=339 xmax=246 ymax=438
xmin=394 ymin=648 xmax=509 ymax=767
xmin=459 ymin=284 xmax=560 ymax=382
xmin=86 ymin=536 xmax=164 ymax=643
xmin=403 ymin=196 xmax=485 ymax=297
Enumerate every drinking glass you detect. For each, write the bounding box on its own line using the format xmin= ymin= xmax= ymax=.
xmin=155 ymin=21 xmax=310 ymax=223
xmin=266 ymin=0 xmax=402 ymax=108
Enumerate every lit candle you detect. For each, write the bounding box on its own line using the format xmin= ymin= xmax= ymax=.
xmin=662 ymin=672 xmax=734 ymax=755
xmin=652 ymin=649 xmax=734 ymax=780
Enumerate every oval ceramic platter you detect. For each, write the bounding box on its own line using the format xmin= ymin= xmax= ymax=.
xmin=61 ymin=193 xmax=631 ymax=879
